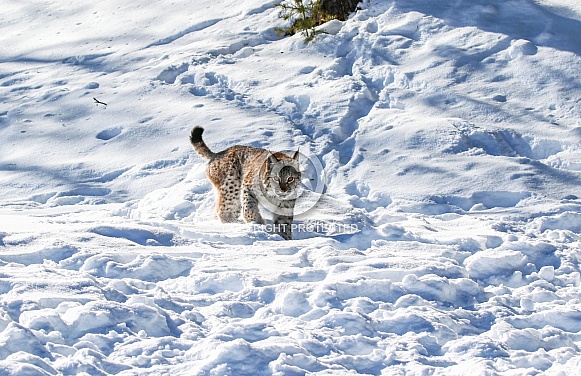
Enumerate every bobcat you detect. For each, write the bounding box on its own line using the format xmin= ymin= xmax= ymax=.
xmin=190 ymin=126 xmax=301 ymax=240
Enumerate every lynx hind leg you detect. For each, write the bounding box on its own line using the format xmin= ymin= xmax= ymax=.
xmin=216 ymin=187 xmax=242 ymax=222
xmin=242 ymin=188 xmax=264 ymax=225
xmin=209 ymin=171 xmax=242 ymax=223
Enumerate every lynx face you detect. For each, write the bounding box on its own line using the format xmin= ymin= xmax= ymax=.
xmin=265 ymin=162 xmax=301 ymax=200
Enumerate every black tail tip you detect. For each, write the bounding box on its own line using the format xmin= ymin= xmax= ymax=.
xmin=190 ymin=126 xmax=204 ymax=143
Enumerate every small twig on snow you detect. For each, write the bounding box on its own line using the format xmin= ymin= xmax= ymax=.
xmin=93 ymin=97 xmax=107 ymax=107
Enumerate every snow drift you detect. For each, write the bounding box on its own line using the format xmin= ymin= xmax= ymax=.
xmin=1 ymin=0 xmax=581 ymax=374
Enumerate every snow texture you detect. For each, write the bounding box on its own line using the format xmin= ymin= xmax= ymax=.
xmin=1 ymin=0 xmax=581 ymax=374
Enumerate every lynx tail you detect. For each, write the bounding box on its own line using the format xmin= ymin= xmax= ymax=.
xmin=190 ymin=126 xmax=215 ymax=159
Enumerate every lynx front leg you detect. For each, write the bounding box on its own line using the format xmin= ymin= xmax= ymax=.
xmin=273 ymin=215 xmax=293 ymax=240
xmin=273 ymin=199 xmax=296 ymax=240
xmin=242 ymin=189 xmax=264 ymax=224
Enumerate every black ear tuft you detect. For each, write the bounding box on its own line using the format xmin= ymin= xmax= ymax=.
xmin=267 ymin=152 xmax=279 ymax=165
xmin=292 ymin=149 xmax=300 ymax=160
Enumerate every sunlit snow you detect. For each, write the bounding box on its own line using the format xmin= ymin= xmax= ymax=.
xmin=1 ymin=0 xmax=581 ymax=374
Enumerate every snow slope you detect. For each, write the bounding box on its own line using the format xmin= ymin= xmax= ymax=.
xmin=1 ymin=0 xmax=581 ymax=374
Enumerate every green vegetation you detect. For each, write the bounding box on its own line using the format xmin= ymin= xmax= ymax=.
xmin=276 ymin=0 xmax=360 ymax=42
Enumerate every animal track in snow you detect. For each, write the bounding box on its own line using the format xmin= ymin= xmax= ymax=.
xmin=96 ymin=127 xmax=123 ymax=140
xmin=156 ymin=63 xmax=190 ymax=84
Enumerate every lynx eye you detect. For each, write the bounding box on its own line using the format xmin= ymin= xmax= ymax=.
xmin=272 ymin=176 xmax=280 ymax=182
xmin=287 ymin=177 xmax=294 ymax=183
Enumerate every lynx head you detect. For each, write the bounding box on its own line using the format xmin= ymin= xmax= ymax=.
xmin=263 ymin=150 xmax=301 ymax=200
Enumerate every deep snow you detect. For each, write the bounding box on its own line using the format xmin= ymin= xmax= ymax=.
xmin=1 ymin=0 xmax=581 ymax=374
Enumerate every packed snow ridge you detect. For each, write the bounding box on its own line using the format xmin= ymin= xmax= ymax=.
xmin=1 ymin=0 xmax=581 ymax=375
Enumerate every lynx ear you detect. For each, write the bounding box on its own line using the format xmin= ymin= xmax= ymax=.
xmin=267 ymin=152 xmax=279 ymax=165
xmin=292 ymin=149 xmax=300 ymax=161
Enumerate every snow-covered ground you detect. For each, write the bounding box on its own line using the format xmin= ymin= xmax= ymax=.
xmin=1 ymin=0 xmax=581 ymax=374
